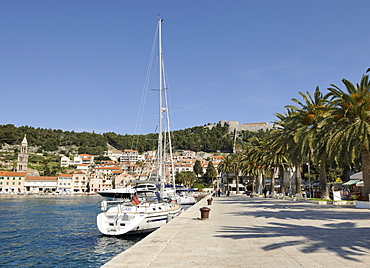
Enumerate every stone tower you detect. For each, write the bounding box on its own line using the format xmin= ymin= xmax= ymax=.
xmin=17 ymin=135 xmax=28 ymax=172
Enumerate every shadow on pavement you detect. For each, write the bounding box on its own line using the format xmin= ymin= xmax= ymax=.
xmin=215 ymin=195 xmax=370 ymax=262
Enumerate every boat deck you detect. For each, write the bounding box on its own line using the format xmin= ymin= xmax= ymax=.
xmin=102 ymin=194 xmax=370 ymax=267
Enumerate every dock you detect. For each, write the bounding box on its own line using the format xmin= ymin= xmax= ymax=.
xmin=102 ymin=194 xmax=370 ymax=267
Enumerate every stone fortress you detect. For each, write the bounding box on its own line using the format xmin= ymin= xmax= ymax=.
xmin=207 ymin=120 xmax=277 ymax=133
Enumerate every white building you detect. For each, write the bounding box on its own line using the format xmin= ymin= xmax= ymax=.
xmin=60 ymin=154 xmax=95 ymax=167
xmin=57 ymin=174 xmax=73 ymax=194
xmin=25 ymin=176 xmax=58 ymax=193
xmin=60 ymin=156 xmax=70 ymax=167
xmin=119 ymin=149 xmax=139 ymax=163
xmin=107 ymin=149 xmax=124 ymax=161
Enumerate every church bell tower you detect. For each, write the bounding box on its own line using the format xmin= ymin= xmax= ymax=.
xmin=17 ymin=135 xmax=28 ymax=172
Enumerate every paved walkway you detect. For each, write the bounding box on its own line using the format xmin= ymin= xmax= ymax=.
xmin=102 ymin=195 xmax=370 ymax=268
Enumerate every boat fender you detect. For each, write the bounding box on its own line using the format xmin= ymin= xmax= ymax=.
xmin=101 ymin=200 xmax=107 ymax=211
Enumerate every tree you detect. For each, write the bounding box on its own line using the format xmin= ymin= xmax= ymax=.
xmin=272 ymin=110 xmax=304 ymax=195
xmin=193 ymin=160 xmax=203 ymax=178
xmin=325 ymin=74 xmax=370 ymax=200
xmin=44 ymin=164 xmax=52 ymax=176
xmin=218 ymin=155 xmax=233 ymax=193
xmin=204 ymin=161 xmax=217 ymax=185
xmin=286 ymin=87 xmax=332 ymax=199
xmin=175 ymin=171 xmax=196 ymax=187
xmin=230 ymin=154 xmax=244 ymax=194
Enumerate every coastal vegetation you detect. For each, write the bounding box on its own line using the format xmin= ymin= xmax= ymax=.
xmin=217 ymin=73 xmax=369 ymax=200
xmin=0 ymin=124 xmax=233 ymax=155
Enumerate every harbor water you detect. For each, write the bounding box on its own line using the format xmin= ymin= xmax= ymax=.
xmin=0 ymin=195 xmax=145 ymax=267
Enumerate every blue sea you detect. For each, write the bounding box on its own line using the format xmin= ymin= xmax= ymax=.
xmin=0 ymin=195 xmax=145 ymax=267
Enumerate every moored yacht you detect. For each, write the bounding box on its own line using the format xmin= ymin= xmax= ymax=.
xmin=97 ymin=187 xmax=182 ymax=236
xmin=97 ymin=18 xmax=184 ymax=236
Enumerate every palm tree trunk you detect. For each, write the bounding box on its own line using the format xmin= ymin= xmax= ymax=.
xmin=226 ymin=174 xmax=230 ymax=194
xmin=279 ymin=165 xmax=285 ymax=194
xmin=361 ymin=148 xmax=370 ymax=201
xmin=295 ymin=162 xmax=302 ymax=194
xmin=236 ymin=173 xmax=240 ymax=194
xmin=270 ymin=167 xmax=275 ymax=193
xmin=319 ymin=162 xmax=329 ymax=199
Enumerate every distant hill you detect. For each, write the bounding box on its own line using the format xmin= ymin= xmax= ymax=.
xmin=0 ymin=123 xmax=234 ymax=155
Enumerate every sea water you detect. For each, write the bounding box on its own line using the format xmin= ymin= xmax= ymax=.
xmin=0 ymin=195 xmax=145 ymax=267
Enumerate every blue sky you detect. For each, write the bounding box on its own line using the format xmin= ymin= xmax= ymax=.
xmin=1 ymin=1 xmax=370 ymax=135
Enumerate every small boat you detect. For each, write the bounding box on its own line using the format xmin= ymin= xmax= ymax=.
xmin=97 ymin=18 xmax=183 ymax=236
xmin=163 ymin=186 xmax=196 ymax=205
xmin=176 ymin=190 xmax=196 ymax=205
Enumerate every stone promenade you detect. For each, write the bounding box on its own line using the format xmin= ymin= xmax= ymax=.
xmin=102 ymin=194 xmax=370 ymax=268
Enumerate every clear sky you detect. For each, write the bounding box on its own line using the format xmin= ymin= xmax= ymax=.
xmin=1 ymin=1 xmax=370 ymax=135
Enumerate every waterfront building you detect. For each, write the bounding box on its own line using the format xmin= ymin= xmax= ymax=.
xmin=17 ymin=135 xmax=28 ymax=172
xmin=0 ymin=171 xmax=26 ymax=193
xmin=25 ymin=176 xmax=58 ymax=193
xmin=72 ymin=171 xmax=89 ymax=193
xmin=57 ymin=174 xmax=73 ymax=194
xmin=89 ymin=176 xmax=101 ymax=193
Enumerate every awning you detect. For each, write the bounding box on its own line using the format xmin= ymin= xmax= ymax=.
xmin=342 ymin=179 xmax=361 ymax=186
xmin=350 ymin=172 xmax=362 ymax=180
xmin=356 ymin=181 xmax=364 ymax=187
xmin=228 ymin=184 xmax=245 ymax=188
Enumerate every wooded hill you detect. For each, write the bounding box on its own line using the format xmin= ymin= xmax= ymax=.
xmin=0 ymin=124 xmax=234 ymax=156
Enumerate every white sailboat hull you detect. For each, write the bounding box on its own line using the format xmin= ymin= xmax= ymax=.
xmin=97 ymin=202 xmax=182 ymax=236
xmin=176 ymin=195 xmax=196 ymax=205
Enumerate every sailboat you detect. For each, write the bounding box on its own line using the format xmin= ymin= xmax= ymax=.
xmin=97 ymin=18 xmax=183 ymax=236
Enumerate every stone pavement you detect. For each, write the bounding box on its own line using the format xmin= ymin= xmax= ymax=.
xmin=102 ymin=194 xmax=370 ymax=268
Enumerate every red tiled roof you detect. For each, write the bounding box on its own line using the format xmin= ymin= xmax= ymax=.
xmin=58 ymin=174 xmax=73 ymax=177
xmin=26 ymin=176 xmax=58 ymax=181
xmin=0 ymin=171 xmax=27 ymax=177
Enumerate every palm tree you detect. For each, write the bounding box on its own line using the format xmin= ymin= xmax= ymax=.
xmin=230 ymin=153 xmax=244 ymax=194
xmin=218 ymin=155 xmax=233 ymax=193
xmin=325 ymin=74 xmax=370 ymax=200
xmin=272 ymin=109 xmax=304 ymax=195
xmin=286 ymin=87 xmax=331 ymax=199
xmin=265 ymin=131 xmax=289 ymax=195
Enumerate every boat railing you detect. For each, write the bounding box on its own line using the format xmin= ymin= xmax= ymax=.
xmin=100 ymin=199 xmax=132 ymax=211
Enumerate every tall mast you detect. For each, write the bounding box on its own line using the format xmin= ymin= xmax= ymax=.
xmin=158 ymin=18 xmax=164 ymax=195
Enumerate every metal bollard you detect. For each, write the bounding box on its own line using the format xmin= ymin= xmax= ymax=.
xmin=207 ymin=198 xmax=213 ymax=205
xmin=199 ymin=207 xmax=211 ymax=219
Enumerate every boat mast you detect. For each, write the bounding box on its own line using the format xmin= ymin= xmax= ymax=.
xmin=158 ymin=18 xmax=164 ymax=197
